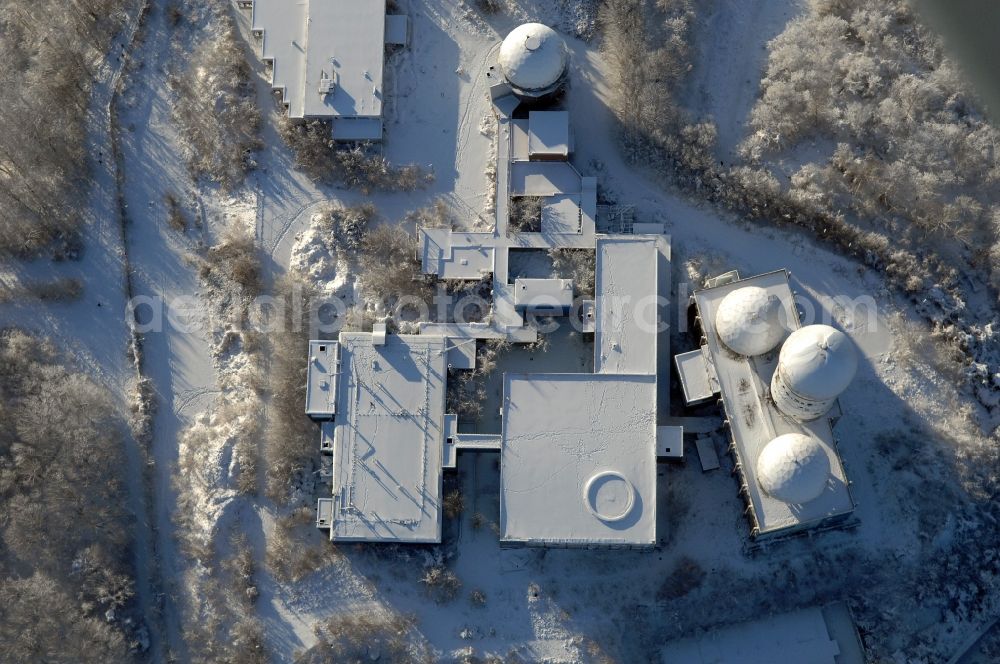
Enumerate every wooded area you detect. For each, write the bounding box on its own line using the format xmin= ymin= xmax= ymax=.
xmin=0 ymin=330 xmax=137 ymax=661
xmin=744 ymin=0 xmax=1000 ymax=294
xmin=0 ymin=0 xmax=131 ymax=257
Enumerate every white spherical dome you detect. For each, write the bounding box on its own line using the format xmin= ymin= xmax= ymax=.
xmin=715 ymin=286 xmax=787 ymax=356
xmin=775 ymin=325 xmax=857 ymax=401
xmin=498 ymin=23 xmax=568 ymax=92
xmin=757 ymin=433 xmax=831 ymax=504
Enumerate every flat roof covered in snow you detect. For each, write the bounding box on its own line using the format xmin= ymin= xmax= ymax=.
xmin=660 ymin=603 xmax=866 ymax=664
xmin=693 ymin=270 xmax=855 ymax=536
xmin=500 ymin=373 xmax=657 ymax=546
xmin=420 ymin=228 xmax=496 ymax=281
xmin=512 ymin=278 xmax=574 ymax=309
xmin=674 ymin=347 xmax=718 ymax=404
xmin=528 ymin=111 xmax=570 ymax=158
xmin=328 ymin=333 xmax=448 ymax=543
xmin=541 ymin=195 xmax=582 ymax=235
xmin=305 ymin=340 xmax=339 ymax=419
xmin=252 ymin=0 xmax=387 ymax=124
xmin=594 ymin=236 xmax=660 ymax=376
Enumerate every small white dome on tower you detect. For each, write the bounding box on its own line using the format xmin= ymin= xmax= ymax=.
xmin=498 ymin=23 xmax=568 ymax=93
xmin=715 ymin=286 xmax=786 ymax=356
xmin=756 ymin=433 xmax=831 ymax=504
xmin=771 ymin=324 xmax=857 ymax=420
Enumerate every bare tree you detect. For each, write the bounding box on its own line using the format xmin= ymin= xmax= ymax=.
xmin=170 ymin=0 xmax=261 ymax=190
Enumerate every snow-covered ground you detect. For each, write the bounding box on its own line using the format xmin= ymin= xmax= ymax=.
xmin=2 ymin=0 xmax=993 ymax=661
xmin=239 ymin=3 xmax=995 ymax=662
xmin=173 ymin=0 xmax=999 ymax=659
xmin=682 ymin=0 xmax=803 ymax=163
xmin=115 ymin=3 xmax=221 ymax=657
xmin=0 ymin=1 xmax=163 ymax=656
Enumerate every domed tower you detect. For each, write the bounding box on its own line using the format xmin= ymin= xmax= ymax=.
xmin=756 ymin=433 xmax=831 ymax=504
xmin=771 ymin=325 xmax=857 ymax=421
xmin=498 ymin=23 xmax=569 ymax=100
xmin=714 ymin=286 xmax=787 ymax=357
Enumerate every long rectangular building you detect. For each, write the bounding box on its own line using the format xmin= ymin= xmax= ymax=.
xmin=677 ymin=270 xmax=856 ymax=539
xmin=323 ymin=333 xmax=447 ymax=543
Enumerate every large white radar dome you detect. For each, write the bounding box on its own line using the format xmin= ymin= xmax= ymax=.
xmin=771 ymin=324 xmax=857 ymax=420
xmin=498 ymin=23 xmax=568 ymax=93
xmin=715 ymin=286 xmax=787 ymax=356
xmin=756 ymin=433 xmax=831 ymax=504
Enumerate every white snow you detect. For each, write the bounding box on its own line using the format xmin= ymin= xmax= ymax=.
xmin=683 ymin=0 xmax=803 ymax=162
xmin=4 ymin=0 xmax=993 ymax=660
xmin=210 ymin=1 xmax=1000 ymax=659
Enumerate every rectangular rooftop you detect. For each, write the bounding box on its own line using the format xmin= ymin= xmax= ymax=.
xmin=692 ymin=270 xmax=855 ymax=537
xmin=660 ymin=603 xmax=866 ymax=664
xmin=594 ymin=236 xmax=661 ymax=376
xmin=327 ymin=333 xmax=447 ymax=543
xmin=528 ymin=110 xmax=571 ymax=160
xmin=305 ymin=340 xmax=339 ymax=420
xmin=500 ymin=373 xmax=657 ymax=547
xmin=512 ymin=278 xmax=574 ymax=310
xmin=252 ymin=0 xmax=389 ymax=137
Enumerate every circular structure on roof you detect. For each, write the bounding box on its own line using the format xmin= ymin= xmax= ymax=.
xmin=775 ymin=325 xmax=858 ymax=400
xmin=771 ymin=325 xmax=857 ymax=420
xmin=583 ymin=470 xmax=636 ymax=522
xmin=757 ymin=433 xmax=831 ymax=504
xmin=498 ymin=23 xmax=568 ymax=94
xmin=715 ymin=286 xmax=787 ymax=356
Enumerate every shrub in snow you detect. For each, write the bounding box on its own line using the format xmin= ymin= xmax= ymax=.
xmin=474 ymin=0 xmax=505 ymax=15
xmin=0 ymin=0 xmax=130 ymax=258
xmin=549 ymin=248 xmax=596 ymax=298
xmin=300 ymin=612 xmax=423 ymax=663
xmin=202 ymin=227 xmax=263 ymax=297
xmin=443 ymin=489 xmax=465 ymax=519
xmin=421 ymin=566 xmax=462 ymax=604
xmin=358 ymin=224 xmax=434 ymax=309
xmin=278 ymin=118 xmax=431 ymax=193
xmin=264 ymin=275 xmax=325 ymax=503
xmin=169 ymin=1 xmax=261 ymax=190
xmin=657 ymin=556 xmax=705 ymax=601
xmin=508 ymin=196 xmax=543 ymax=233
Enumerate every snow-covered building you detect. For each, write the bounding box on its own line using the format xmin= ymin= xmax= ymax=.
xmin=314 ymin=234 xmax=674 ymax=547
xmin=500 ymin=235 xmax=673 ymax=548
xmin=313 ymin=56 xmax=677 ymax=547
xmin=660 ymin=602 xmax=867 ymax=663
xmin=771 ymin=325 xmax=858 ymax=421
xmin=317 ymin=333 xmax=448 ymax=543
xmin=512 ymin=277 xmax=574 ymax=313
xmin=249 ymin=0 xmax=407 ymax=140
xmin=500 ymin=373 xmax=657 ymax=546
xmin=674 ymin=270 xmax=857 ymax=539
xmin=305 ymin=340 xmax=339 ymax=420
xmin=418 ymin=100 xmax=593 ymax=341
xmin=527 ymin=110 xmax=572 ymax=160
